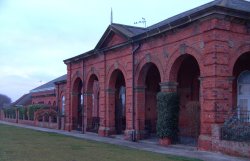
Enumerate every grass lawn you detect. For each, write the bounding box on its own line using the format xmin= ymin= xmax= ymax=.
xmin=0 ymin=124 xmax=201 ymax=161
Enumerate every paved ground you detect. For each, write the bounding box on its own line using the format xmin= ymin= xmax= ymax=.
xmin=0 ymin=121 xmax=248 ymax=161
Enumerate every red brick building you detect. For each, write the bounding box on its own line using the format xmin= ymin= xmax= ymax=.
xmin=1 ymin=0 xmax=249 ymax=157
xmin=31 ymin=75 xmax=67 ymax=110
xmin=62 ymin=0 xmax=250 ymax=153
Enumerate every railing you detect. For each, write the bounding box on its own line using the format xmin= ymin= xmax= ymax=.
xmin=88 ymin=117 xmax=100 ymax=133
xmin=220 ymin=107 xmax=250 ymax=142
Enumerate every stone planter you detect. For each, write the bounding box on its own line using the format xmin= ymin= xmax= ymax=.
xmin=159 ymin=137 xmax=172 ymax=146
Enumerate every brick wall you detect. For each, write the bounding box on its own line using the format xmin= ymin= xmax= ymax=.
xmin=64 ymin=14 xmax=250 ymax=154
xmin=32 ymin=90 xmax=56 ymax=105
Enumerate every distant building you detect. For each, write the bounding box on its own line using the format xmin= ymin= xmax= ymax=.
xmin=30 ymin=74 xmax=67 ymax=109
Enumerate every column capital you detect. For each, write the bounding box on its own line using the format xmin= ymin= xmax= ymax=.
xmin=134 ymin=86 xmax=146 ymax=92
xmin=105 ymin=88 xmax=115 ymax=94
xmin=227 ymin=76 xmax=235 ymax=82
xmin=198 ymin=77 xmax=204 ymax=81
xmin=71 ymin=92 xmax=78 ymax=96
xmin=159 ymin=81 xmax=178 ymax=92
xmin=83 ymin=92 xmax=92 ymax=96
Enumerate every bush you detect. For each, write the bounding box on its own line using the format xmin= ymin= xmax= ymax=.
xmin=156 ymin=92 xmax=180 ymax=141
xmin=3 ymin=107 xmax=16 ymax=119
xmin=18 ymin=107 xmax=26 ymax=120
xmin=222 ymin=124 xmax=250 ymax=142
xmin=28 ymin=104 xmax=49 ymax=120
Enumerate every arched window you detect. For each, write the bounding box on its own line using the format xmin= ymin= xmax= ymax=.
xmin=62 ymin=96 xmax=65 ymax=115
xmin=119 ymin=86 xmax=126 ymax=117
xmin=81 ymin=94 xmax=84 ymax=107
xmin=237 ymin=71 xmax=250 ymax=122
xmin=53 ymin=101 xmax=56 ymax=107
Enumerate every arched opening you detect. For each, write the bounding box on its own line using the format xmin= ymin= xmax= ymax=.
xmin=72 ymin=78 xmax=83 ymax=131
xmin=86 ymin=74 xmax=100 ymax=133
xmin=61 ymin=96 xmax=65 ymax=115
xmin=137 ymin=62 xmax=161 ymax=138
xmin=109 ymin=69 xmax=126 ymax=134
xmin=53 ymin=101 xmax=56 ymax=107
xmin=145 ymin=64 xmax=161 ymax=136
xmin=176 ymin=55 xmax=200 ymax=146
xmin=115 ymin=71 xmax=126 ymax=134
xmin=233 ymin=52 xmax=250 ymax=122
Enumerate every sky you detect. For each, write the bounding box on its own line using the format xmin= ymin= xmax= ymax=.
xmin=0 ymin=0 xmax=216 ymax=102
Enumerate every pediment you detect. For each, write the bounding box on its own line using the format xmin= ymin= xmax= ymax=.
xmin=95 ymin=25 xmax=130 ymax=50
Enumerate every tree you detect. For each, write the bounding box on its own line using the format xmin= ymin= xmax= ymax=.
xmin=0 ymin=94 xmax=11 ymax=108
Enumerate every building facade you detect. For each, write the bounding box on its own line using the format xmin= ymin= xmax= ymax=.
xmin=1 ymin=0 xmax=250 ymax=157
xmin=62 ymin=0 xmax=250 ymax=152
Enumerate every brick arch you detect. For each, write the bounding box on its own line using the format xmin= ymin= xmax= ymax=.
xmin=135 ymin=54 xmax=164 ymax=86
xmin=58 ymin=91 xmax=64 ymax=110
xmin=72 ymin=77 xmax=83 ymax=92
xmin=71 ymin=76 xmax=83 ymax=131
xmin=106 ymin=63 xmax=127 ymax=88
xmin=85 ymin=68 xmax=100 ymax=92
xmin=59 ymin=90 xmax=65 ymax=101
xmin=71 ymin=71 xmax=83 ymax=92
xmin=85 ymin=71 xmax=100 ymax=133
xmin=60 ymin=90 xmax=65 ymax=99
xmin=229 ymin=43 xmax=250 ymax=75
xmin=166 ymin=45 xmax=202 ymax=81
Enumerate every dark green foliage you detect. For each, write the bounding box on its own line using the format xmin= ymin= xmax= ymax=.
xmin=18 ymin=107 xmax=28 ymax=120
xmin=28 ymin=104 xmax=49 ymax=120
xmin=18 ymin=107 xmax=26 ymax=120
xmin=156 ymin=92 xmax=180 ymax=140
xmin=3 ymin=107 xmax=16 ymax=119
xmin=222 ymin=125 xmax=250 ymax=142
xmin=221 ymin=115 xmax=250 ymax=142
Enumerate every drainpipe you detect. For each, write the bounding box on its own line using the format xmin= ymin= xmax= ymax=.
xmin=56 ymin=83 xmax=60 ymax=129
xmin=82 ymin=60 xmax=85 ymax=134
xmin=132 ymin=43 xmax=141 ymax=142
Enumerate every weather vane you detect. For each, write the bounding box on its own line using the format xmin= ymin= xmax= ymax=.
xmin=134 ymin=17 xmax=147 ymax=28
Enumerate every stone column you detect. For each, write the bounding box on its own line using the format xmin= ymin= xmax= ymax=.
xmin=134 ymin=86 xmax=146 ymax=140
xmin=16 ymin=108 xmax=18 ymax=123
xmin=198 ymin=76 xmax=234 ymax=151
xmin=99 ymin=88 xmax=116 ymax=136
xmin=84 ymin=92 xmax=93 ymax=133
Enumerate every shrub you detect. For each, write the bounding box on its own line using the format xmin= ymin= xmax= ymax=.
xmin=28 ymin=104 xmax=49 ymax=120
xmin=3 ymin=107 xmax=16 ymax=119
xmin=156 ymin=92 xmax=180 ymax=141
xmin=18 ymin=107 xmax=26 ymax=120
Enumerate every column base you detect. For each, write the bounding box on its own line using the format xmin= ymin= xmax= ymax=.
xmin=198 ymin=134 xmax=212 ymax=151
xmin=65 ymin=123 xmax=71 ymax=131
xmin=124 ymin=129 xmax=152 ymax=141
xmin=98 ymin=126 xmax=115 ymax=136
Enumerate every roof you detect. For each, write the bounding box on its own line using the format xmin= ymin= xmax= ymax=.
xmin=3 ymin=93 xmax=32 ymax=108
xmin=111 ymin=23 xmax=146 ymax=38
xmin=13 ymin=93 xmax=32 ymax=107
xmin=64 ymin=0 xmax=250 ymax=64
xmin=30 ymin=74 xmax=67 ymax=93
xmin=147 ymin=0 xmax=250 ymax=31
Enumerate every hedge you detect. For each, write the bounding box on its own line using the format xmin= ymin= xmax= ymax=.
xmin=156 ymin=92 xmax=180 ymax=141
xmin=18 ymin=107 xmax=27 ymax=120
xmin=3 ymin=107 xmax=16 ymax=119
